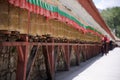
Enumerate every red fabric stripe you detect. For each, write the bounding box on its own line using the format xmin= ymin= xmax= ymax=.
xmin=14 ymin=0 xmax=20 ymax=6
xmin=9 ymin=0 xmax=15 ymax=4
xmin=36 ymin=6 xmax=40 ymax=14
xmin=8 ymin=0 xmax=101 ymax=37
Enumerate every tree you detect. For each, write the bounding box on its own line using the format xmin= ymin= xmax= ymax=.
xmin=101 ymin=7 xmax=120 ymax=38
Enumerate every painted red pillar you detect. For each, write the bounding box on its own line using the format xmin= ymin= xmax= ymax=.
xmin=84 ymin=44 xmax=87 ymax=61
xmin=63 ymin=44 xmax=70 ymax=71
xmin=47 ymin=45 xmax=55 ymax=80
xmin=42 ymin=41 xmax=55 ymax=80
xmin=87 ymin=45 xmax=90 ymax=59
xmin=16 ymin=43 xmax=28 ymax=80
xmin=80 ymin=45 xmax=86 ymax=61
xmin=73 ymin=45 xmax=80 ymax=65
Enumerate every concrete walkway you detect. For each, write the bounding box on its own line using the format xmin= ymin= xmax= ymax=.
xmin=55 ymin=47 xmax=120 ymax=80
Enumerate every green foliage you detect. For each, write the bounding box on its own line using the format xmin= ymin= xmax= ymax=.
xmin=101 ymin=7 xmax=120 ymax=38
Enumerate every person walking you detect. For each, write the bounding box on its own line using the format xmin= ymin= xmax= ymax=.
xmin=101 ymin=35 xmax=108 ymax=55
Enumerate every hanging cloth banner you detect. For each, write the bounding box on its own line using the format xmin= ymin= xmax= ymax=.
xmin=8 ymin=0 xmax=102 ymax=37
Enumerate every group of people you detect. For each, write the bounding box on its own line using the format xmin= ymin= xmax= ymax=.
xmin=101 ymin=35 xmax=114 ymax=56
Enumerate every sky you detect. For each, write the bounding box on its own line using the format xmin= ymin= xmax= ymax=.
xmin=93 ymin=0 xmax=120 ymax=9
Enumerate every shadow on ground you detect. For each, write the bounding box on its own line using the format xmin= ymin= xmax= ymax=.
xmin=55 ymin=54 xmax=103 ymax=80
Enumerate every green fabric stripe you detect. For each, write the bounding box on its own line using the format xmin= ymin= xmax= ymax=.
xmin=27 ymin=0 xmax=85 ymax=28
xmin=86 ymin=26 xmax=95 ymax=30
xmin=86 ymin=26 xmax=101 ymax=34
xmin=27 ymin=0 xmax=101 ymax=33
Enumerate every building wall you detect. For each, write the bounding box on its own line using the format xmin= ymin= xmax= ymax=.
xmin=59 ymin=0 xmax=110 ymax=37
xmin=0 ymin=0 xmax=100 ymax=42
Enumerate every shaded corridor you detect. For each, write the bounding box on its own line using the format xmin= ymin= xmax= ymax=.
xmin=55 ymin=47 xmax=120 ymax=80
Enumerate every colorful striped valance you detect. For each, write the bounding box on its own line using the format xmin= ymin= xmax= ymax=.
xmin=8 ymin=0 xmax=102 ymax=37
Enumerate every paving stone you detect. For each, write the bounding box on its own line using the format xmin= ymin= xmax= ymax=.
xmin=55 ymin=47 xmax=120 ymax=80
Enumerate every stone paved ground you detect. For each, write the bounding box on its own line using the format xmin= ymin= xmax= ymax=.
xmin=55 ymin=47 xmax=120 ymax=80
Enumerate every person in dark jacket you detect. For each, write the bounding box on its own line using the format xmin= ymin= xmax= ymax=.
xmin=109 ymin=40 xmax=113 ymax=50
xmin=101 ymin=35 xmax=108 ymax=55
